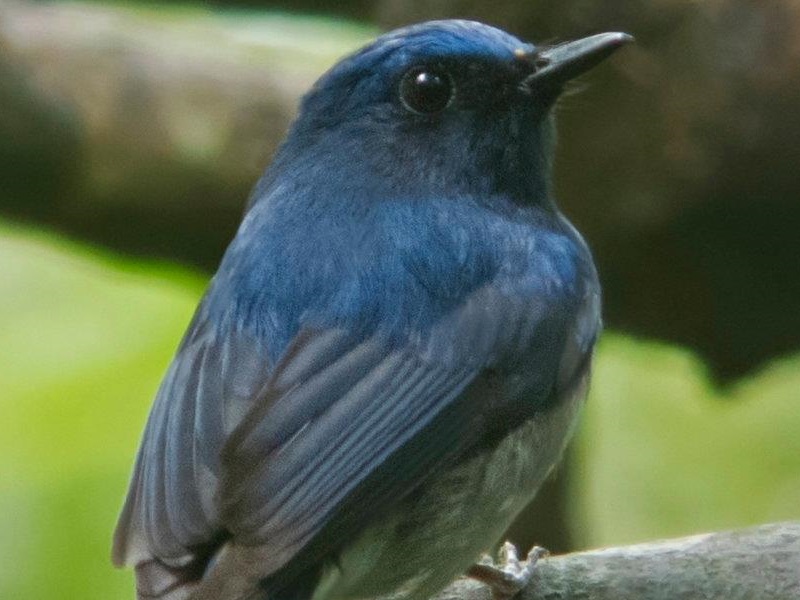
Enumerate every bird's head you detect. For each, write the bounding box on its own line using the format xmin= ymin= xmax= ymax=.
xmin=270 ymin=20 xmax=631 ymax=209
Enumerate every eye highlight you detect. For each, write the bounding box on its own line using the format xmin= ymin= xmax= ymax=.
xmin=399 ymin=66 xmax=454 ymax=115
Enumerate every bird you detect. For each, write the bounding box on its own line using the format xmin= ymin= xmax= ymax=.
xmin=112 ymin=19 xmax=631 ymax=600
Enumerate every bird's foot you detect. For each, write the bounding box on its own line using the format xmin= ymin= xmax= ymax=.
xmin=467 ymin=542 xmax=548 ymax=600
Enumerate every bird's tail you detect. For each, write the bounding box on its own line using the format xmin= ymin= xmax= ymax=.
xmin=134 ymin=558 xmax=203 ymax=600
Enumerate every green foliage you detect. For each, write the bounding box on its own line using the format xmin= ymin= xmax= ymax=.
xmin=572 ymin=336 xmax=800 ymax=547
xmin=0 ymin=221 xmax=798 ymax=597
xmin=0 ymin=223 xmax=203 ymax=599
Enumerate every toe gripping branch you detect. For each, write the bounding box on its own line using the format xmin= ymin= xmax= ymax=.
xmin=467 ymin=542 xmax=549 ymax=600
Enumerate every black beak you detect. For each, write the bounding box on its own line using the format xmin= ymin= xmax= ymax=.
xmin=521 ymin=32 xmax=633 ymax=91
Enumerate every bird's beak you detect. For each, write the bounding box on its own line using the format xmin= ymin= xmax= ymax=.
xmin=520 ymin=32 xmax=633 ymax=91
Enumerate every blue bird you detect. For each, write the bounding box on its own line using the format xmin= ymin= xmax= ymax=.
xmin=112 ymin=20 xmax=631 ymax=600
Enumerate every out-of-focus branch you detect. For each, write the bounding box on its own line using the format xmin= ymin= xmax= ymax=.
xmin=434 ymin=522 xmax=800 ymax=600
xmin=0 ymin=1 xmax=371 ymax=266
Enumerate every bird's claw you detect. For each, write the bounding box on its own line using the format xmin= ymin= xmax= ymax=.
xmin=467 ymin=542 xmax=548 ymax=600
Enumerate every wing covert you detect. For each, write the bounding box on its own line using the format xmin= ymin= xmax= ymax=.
xmin=112 ymin=308 xmax=273 ymax=568
xmin=217 ymin=329 xmax=478 ymax=575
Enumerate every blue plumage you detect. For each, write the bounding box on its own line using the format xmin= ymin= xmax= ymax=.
xmin=112 ymin=19 xmax=630 ymax=600
xmin=212 ymin=193 xmax=584 ymax=364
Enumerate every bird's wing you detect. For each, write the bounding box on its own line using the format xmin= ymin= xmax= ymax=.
xmin=112 ymin=300 xmax=276 ymax=597
xmin=189 ymin=284 xmax=587 ymax=600
xmin=217 ymin=327 xmax=478 ymax=557
xmin=115 ymin=317 xmax=484 ymax=600
xmin=114 ymin=282 xmax=593 ymax=600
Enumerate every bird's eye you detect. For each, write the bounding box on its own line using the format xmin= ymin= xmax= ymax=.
xmin=399 ymin=66 xmax=454 ymax=115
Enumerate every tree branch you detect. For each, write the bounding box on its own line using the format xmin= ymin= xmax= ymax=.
xmin=0 ymin=1 xmax=363 ymax=267
xmin=434 ymin=522 xmax=800 ymax=600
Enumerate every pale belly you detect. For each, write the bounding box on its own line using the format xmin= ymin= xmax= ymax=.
xmin=310 ymin=374 xmax=588 ymax=600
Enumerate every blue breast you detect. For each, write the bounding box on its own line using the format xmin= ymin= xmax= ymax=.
xmin=207 ymin=191 xmax=587 ymax=368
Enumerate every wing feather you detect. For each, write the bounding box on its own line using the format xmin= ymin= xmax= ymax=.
xmin=189 ymin=332 xmax=481 ymax=600
xmin=113 ymin=313 xmax=273 ymax=568
xmin=220 ymin=332 xmax=476 ymax=555
xmin=115 ymin=281 xmax=597 ymax=600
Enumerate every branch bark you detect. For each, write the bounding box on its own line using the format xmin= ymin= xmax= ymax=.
xmin=434 ymin=522 xmax=800 ymax=600
xmin=0 ymin=1 xmax=369 ymax=267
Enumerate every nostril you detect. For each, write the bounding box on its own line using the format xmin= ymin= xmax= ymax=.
xmin=533 ymin=57 xmax=551 ymax=71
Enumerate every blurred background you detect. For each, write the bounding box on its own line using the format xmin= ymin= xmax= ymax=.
xmin=1 ymin=1 xmax=799 ymax=598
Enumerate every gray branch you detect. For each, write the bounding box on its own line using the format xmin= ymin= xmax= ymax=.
xmin=434 ymin=522 xmax=800 ymax=600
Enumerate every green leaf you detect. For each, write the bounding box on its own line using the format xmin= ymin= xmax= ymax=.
xmin=0 ymin=222 xmax=204 ymax=599
xmin=571 ymin=334 xmax=800 ymax=547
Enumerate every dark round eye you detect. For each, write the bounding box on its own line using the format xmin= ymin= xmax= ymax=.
xmin=399 ymin=66 xmax=454 ymax=115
